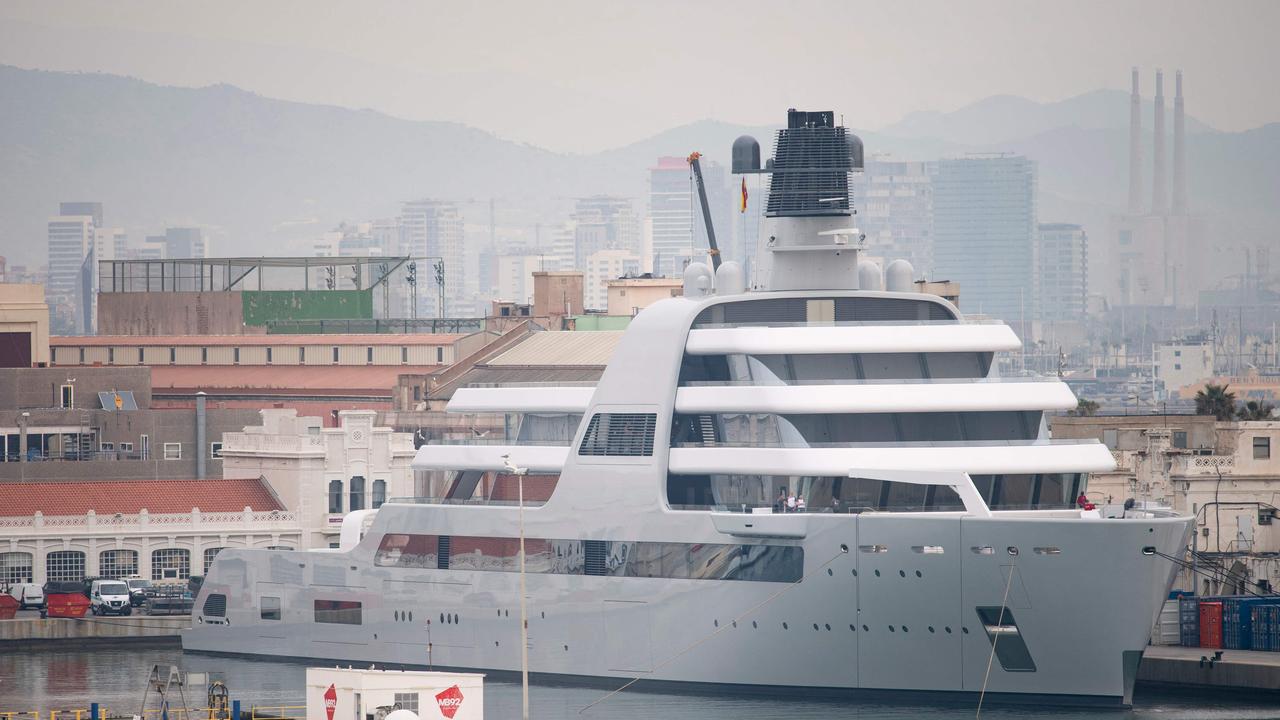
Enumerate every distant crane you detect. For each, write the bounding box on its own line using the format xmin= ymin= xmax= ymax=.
xmin=686 ymin=152 xmax=722 ymax=271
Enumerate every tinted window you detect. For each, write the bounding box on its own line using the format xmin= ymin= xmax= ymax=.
xmin=314 ymin=599 xmax=361 ymax=625
xmin=261 ymin=596 xmax=281 ymax=620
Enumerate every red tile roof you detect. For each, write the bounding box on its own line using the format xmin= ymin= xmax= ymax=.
xmin=52 ymin=334 xmax=467 ymax=347
xmin=0 ymin=477 xmax=285 ymax=516
xmin=150 ymin=365 xmax=427 ymax=395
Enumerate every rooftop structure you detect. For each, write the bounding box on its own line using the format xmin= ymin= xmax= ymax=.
xmin=0 ymin=283 xmax=50 ymax=367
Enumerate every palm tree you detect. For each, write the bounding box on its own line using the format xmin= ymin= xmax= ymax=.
xmin=1194 ymin=383 xmax=1237 ymax=421
xmin=1237 ymin=399 xmax=1276 ymax=421
xmin=1070 ymin=398 xmax=1100 ymax=417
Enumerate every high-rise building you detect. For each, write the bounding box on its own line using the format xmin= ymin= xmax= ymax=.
xmin=399 ymin=200 xmax=464 ymax=317
xmin=59 ymin=202 xmax=103 ymax=227
xmin=933 ymin=155 xmax=1038 ymax=322
xmin=571 ymin=196 xmax=640 ymax=268
xmin=1037 ymin=223 xmax=1088 ymax=322
xmin=850 ymin=158 xmax=936 ymax=274
xmin=47 ymin=211 xmax=96 ymax=334
xmin=648 ymin=158 xmax=727 ymax=278
xmin=163 ymin=227 xmax=207 ymax=259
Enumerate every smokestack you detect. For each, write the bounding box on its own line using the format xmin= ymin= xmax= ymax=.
xmin=1127 ymin=67 xmax=1144 ymax=214
xmin=1172 ymin=70 xmax=1188 ymax=214
xmin=1150 ymin=69 xmax=1168 ymax=215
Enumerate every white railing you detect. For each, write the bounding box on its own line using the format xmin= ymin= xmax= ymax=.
xmin=0 ymin=508 xmax=298 ymax=536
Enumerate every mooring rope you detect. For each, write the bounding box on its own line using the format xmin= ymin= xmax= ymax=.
xmin=976 ymin=550 xmax=1017 ymax=719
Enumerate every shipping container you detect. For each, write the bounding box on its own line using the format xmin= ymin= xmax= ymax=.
xmin=1199 ymin=601 xmax=1223 ymax=649
xmin=1179 ymin=594 xmax=1200 ymax=647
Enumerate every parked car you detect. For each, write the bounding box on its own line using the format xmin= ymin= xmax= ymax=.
xmin=123 ymin=576 xmax=152 ymax=607
xmin=7 ymin=582 xmax=44 ymax=610
xmin=89 ymin=579 xmax=133 ymax=616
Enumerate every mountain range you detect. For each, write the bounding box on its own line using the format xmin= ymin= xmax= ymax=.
xmin=1 ymin=64 xmax=1276 ymax=268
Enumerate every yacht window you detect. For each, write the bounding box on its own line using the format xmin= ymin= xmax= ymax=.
xmin=859 ymin=353 xmax=923 ymax=380
xmin=578 ymin=413 xmax=656 ymax=457
xmin=371 ymin=534 xmax=801 ymax=583
xmin=314 ymin=599 xmax=362 ymax=625
xmin=261 ymin=596 xmax=281 ymax=620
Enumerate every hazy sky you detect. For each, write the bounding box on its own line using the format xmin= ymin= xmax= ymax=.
xmin=2 ymin=0 xmax=1277 ymax=153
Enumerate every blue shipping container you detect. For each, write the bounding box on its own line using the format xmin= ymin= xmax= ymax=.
xmin=1179 ymin=594 xmax=1200 ymax=647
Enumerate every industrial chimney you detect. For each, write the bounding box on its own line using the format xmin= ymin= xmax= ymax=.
xmin=1150 ymin=69 xmax=1168 ymax=215
xmin=1172 ymin=70 xmax=1188 ymax=214
xmin=1127 ymin=67 xmax=1144 ymax=214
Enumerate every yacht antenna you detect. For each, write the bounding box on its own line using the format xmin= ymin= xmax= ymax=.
xmin=502 ymin=453 xmax=531 ymax=720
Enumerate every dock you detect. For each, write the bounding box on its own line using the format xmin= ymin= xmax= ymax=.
xmin=1140 ymin=645 xmax=1280 ymax=693
xmin=0 ymin=616 xmax=185 ymax=648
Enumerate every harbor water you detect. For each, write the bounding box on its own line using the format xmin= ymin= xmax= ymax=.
xmin=2 ymin=647 xmax=1279 ymax=720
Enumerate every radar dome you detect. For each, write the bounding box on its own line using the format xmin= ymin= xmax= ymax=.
xmin=857 ymin=260 xmax=883 ymax=291
xmin=682 ymin=262 xmax=714 ymax=298
xmin=885 ymin=259 xmax=915 ymax=292
xmin=715 ymin=261 xmax=746 ymax=295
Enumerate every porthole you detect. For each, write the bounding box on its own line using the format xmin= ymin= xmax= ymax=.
xmin=564 ymin=645 xmax=569 ymax=651
xmin=395 ymin=611 xmax=400 ymax=621
xmin=862 ymin=624 xmax=869 ymax=632
xmin=928 ymin=626 xmax=935 ymax=633
xmin=852 ymin=569 xmax=858 ymax=577
xmin=812 ymin=623 xmax=819 ymax=631
xmin=495 ymin=641 xmax=499 ymax=646
xmin=782 ymin=622 xmax=789 ymax=630
xmin=541 ymin=611 xmax=545 ymax=619
xmin=408 ymin=612 xmax=412 ymax=622
xmin=453 ymin=613 xmax=459 ymax=624
xmin=752 ymin=621 xmax=758 ymax=629
xmin=874 ymin=570 xmax=881 ymax=577
xmin=497 ymin=610 xmax=502 ymax=617
xmin=915 ymin=570 xmax=922 ymax=578
xmin=714 ymin=619 xmax=719 ymax=627
xmin=850 ymin=624 xmax=856 ymax=632
xmin=903 ymin=626 xmax=909 ymax=633
xmin=825 ymin=623 xmax=831 ymax=631
xmin=888 ymin=625 xmax=896 ymax=632
xmin=732 ymin=621 xmax=737 ymax=628
xmin=840 ymin=544 xmax=849 ymax=553
xmin=439 ymin=613 xmax=444 ymax=624
xmin=962 ymin=627 xmax=970 ymax=634
xmin=827 ymin=569 xmax=833 ymax=576
xmin=945 ymin=626 xmax=952 ymax=633
xmin=898 ymin=570 xmax=906 ymax=578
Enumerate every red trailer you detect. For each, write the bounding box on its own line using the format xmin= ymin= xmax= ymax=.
xmin=1199 ymin=600 xmax=1224 ymax=648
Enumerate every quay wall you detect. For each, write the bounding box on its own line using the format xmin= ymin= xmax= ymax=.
xmin=0 ymin=617 xmax=185 ymax=648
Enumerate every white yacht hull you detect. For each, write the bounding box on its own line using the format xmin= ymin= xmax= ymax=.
xmin=184 ymin=509 xmax=1190 ymax=706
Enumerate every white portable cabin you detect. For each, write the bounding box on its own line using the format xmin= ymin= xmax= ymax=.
xmin=306 ymin=667 xmax=484 ymax=720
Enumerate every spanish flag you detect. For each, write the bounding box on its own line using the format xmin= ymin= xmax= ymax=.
xmin=739 ymin=177 xmax=748 ymax=213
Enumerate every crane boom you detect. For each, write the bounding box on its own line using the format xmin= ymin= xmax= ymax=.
xmin=686 ymin=152 xmax=722 ymax=270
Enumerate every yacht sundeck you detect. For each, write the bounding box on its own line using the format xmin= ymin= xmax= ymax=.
xmin=186 ymin=109 xmax=1191 ymax=707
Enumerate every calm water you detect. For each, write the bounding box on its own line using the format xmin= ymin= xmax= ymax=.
xmin=1 ymin=646 xmax=1278 ymax=720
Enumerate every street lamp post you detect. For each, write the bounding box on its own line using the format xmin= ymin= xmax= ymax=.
xmin=502 ymin=454 xmax=530 ymax=720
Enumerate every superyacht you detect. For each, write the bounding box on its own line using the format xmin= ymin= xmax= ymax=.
xmin=185 ymin=109 xmax=1192 ymax=706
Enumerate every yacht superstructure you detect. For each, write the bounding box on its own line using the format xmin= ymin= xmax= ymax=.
xmin=185 ymin=110 xmax=1192 ymax=706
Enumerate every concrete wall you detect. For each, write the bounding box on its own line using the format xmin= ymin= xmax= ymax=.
xmin=0 ymin=366 xmax=152 ymax=410
xmin=0 ymin=283 xmax=50 ymax=366
xmin=241 ymin=289 xmax=374 ymax=326
xmin=0 ymin=616 xmax=186 ymax=647
xmin=98 ymin=291 xmax=249 ymax=336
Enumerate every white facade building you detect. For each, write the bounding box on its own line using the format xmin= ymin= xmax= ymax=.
xmin=584 ymin=249 xmax=642 ymax=311
xmin=1156 ymin=340 xmax=1215 ymax=398
xmin=220 ymin=409 xmax=416 ymax=549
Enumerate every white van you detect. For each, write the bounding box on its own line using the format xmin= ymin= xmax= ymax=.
xmin=7 ymin=583 xmax=43 ymax=610
xmin=89 ymin=579 xmax=133 ymax=616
